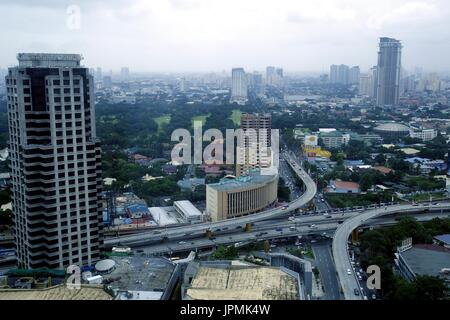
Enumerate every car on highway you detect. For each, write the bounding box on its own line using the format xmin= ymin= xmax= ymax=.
xmin=178 ymin=241 xmax=187 ymax=245
xmin=354 ymin=289 xmax=360 ymax=296
xmin=275 ymin=227 xmax=283 ymax=232
xmin=347 ymin=269 xmax=352 ymax=275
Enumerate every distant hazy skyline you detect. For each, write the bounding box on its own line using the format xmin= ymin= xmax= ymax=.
xmin=1 ymin=0 xmax=450 ymax=73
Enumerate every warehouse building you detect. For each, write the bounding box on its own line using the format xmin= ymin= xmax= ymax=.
xmin=173 ymin=200 xmax=203 ymax=223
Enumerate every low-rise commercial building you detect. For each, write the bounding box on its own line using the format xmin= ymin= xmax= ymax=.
xmin=206 ymin=172 xmax=278 ymax=221
xmin=410 ymin=129 xmax=438 ymax=142
xmin=102 ymin=256 xmax=181 ymax=300
xmin=394 ymin=244 xmax=450 ymax=284
xmin=320 ymin=131 xmax=344 ymax=149
xmin=173 ymin=200 xmax=203 ymax=223
xmin=182 ymin=260 xmax=303 ymax=300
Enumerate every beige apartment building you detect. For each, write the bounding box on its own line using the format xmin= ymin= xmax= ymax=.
xmin=236 ymin=113 xmax=272 ymax=177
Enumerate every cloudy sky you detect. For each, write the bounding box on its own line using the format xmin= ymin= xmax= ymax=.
xmin=1 ymin=0 xmax=450 ymax=73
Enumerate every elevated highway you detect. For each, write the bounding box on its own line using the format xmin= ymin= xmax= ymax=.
xmin=105 ymin=152 xmax=317 ymax=247
xmin=135 ymin=211 xmax=450 ymax=255
xmin=332 ymin=202 xmax=450 ymax=300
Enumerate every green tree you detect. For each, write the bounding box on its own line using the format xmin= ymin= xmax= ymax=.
xmin=263 ymin=240 xmax=270 ymax=253
xmin=414 ymin=275 xmax=448 ymax=300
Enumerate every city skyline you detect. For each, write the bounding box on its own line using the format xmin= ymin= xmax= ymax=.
xmin=1 ymin=0 xmax=450 ymax=73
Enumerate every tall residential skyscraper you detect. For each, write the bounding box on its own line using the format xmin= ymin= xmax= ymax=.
xmin=329 ymin=65 xmax=339 ymax=84
xmin=6 ymin=53 xmax=103 ymax=269
xmin=265 ymin=66 xmax=283 ymax=87
xmin=349 ymin=66 xmax=360 ymax=84
xmin=266 ymin=66 xmax=276 ymax=85
xmin=376 ymin=37 xmax=402 ymax=107
xmin=231 ymin=68 xmax=248 ymax=105
xmin=95 ymin=67 xmax=102 ymax=81
xmin=330 ymin=64 xmax=350 ymax=85
xmin=236 ymin=113 xmax=272 ymax=177
xmin=120 ymin=67 xmax=129 ymax=80
xmin=359 ymin=73 xmax=374 ymax=97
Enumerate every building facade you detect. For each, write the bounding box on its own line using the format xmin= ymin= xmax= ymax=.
xmin=329 ymin=64 xmax=350 ymax=85
xmin=349 ymin=66 xmax=360 ymax=84
xmin=359 ymin=73 xmax=374 ymax=97
xmin=206 ymin=173 xmax=278 ymax=221
xmin=376 ymin=37 xmax=402 ymax=107
xmin=409 ymin=129 xmax=438 ymax=142
xmin=320 ymin=131 xmax=344 ymax=149
xmin=231 ymin=68 xmax=248 ymax=104
xmin=6 ymin=53 xmax=103 ymax=269
xmin=236 ymin=113 xmax=272 ymax=177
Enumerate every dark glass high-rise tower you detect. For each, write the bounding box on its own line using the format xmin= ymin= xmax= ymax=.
xmin=5 ymin=53 xmax=103 ymax=269
xmin=376 ymin=37 xmax=402 ymax=107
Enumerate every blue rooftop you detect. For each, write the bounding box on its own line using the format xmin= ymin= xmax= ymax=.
xmin=434 ymin=234 xmax=450 ymax=245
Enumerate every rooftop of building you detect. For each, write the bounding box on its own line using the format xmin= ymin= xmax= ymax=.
xmin=103 ymin=255 xmax=177 ymax=299
xmin=434 ymin=234 xmax=450 ymax=246
xmin=0 ymin=285 xmax=112 ymax=300
xmin=373 ymin=166 xmax=394 ymax=174
xmin=207 ymin=170 xmax=277 ymax=192
xmin=184 ymin=263 xmax=299 ymax=300
xmin=174 ymin=200 xmax=202 ymax=217
xmin=374 ymin=122 xmax=410 ymax=132
xmin=331 ymin=180 xmax=360 ymax=190
xmin=17 ymin=53 xmax=82 ymax=68
xmin=399 ymin=244 xmax=450 ymax=278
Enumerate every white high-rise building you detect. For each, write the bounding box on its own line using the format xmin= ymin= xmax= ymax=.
xmin=349 ymin=66 xmax=360 ymax=84
xmin=236 ymin=113 xmax=272 ymax=177
xmin=376 ymin=37 xmax=402 ymax=107
xmin=330 ymin=64 xmax=350 ymax=85
xmin=231 ymin=68 xmax=248 ymax=104
xmin=96 ymin=67 xmax=102 ymax=80
xmin=359 ymin=73 xmax=374 ymax=97
xmin=120 ymin=67 xmax=129 ymax=80
xmin=6 ymin=53 xmax=103 ymax=269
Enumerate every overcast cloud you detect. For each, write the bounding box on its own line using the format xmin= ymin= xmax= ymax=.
xmin=1 ymin=0 xmax=450 ymax=73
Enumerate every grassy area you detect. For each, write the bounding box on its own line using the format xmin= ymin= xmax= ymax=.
xmin=153 ymin=115 xmax=171 ymax=133
xmin=191 ymin=114 xmax=211 ymax=128
xmin=407 ymin=192 xmax=448 ymax=202
xmin=229 ymin=109 xmax=242 ymax=126
xmin=99 ymin=115 xmax=119 ymax=124
xmin=325 ymin=192 xmax=397 ymax=208
xmin=303 ymin=247 xmax=315 ymax=259
xmin=287 ymin=246 xmax=314 ymax=259
xmin=405 ymin=176 xmax=445 ymax=191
